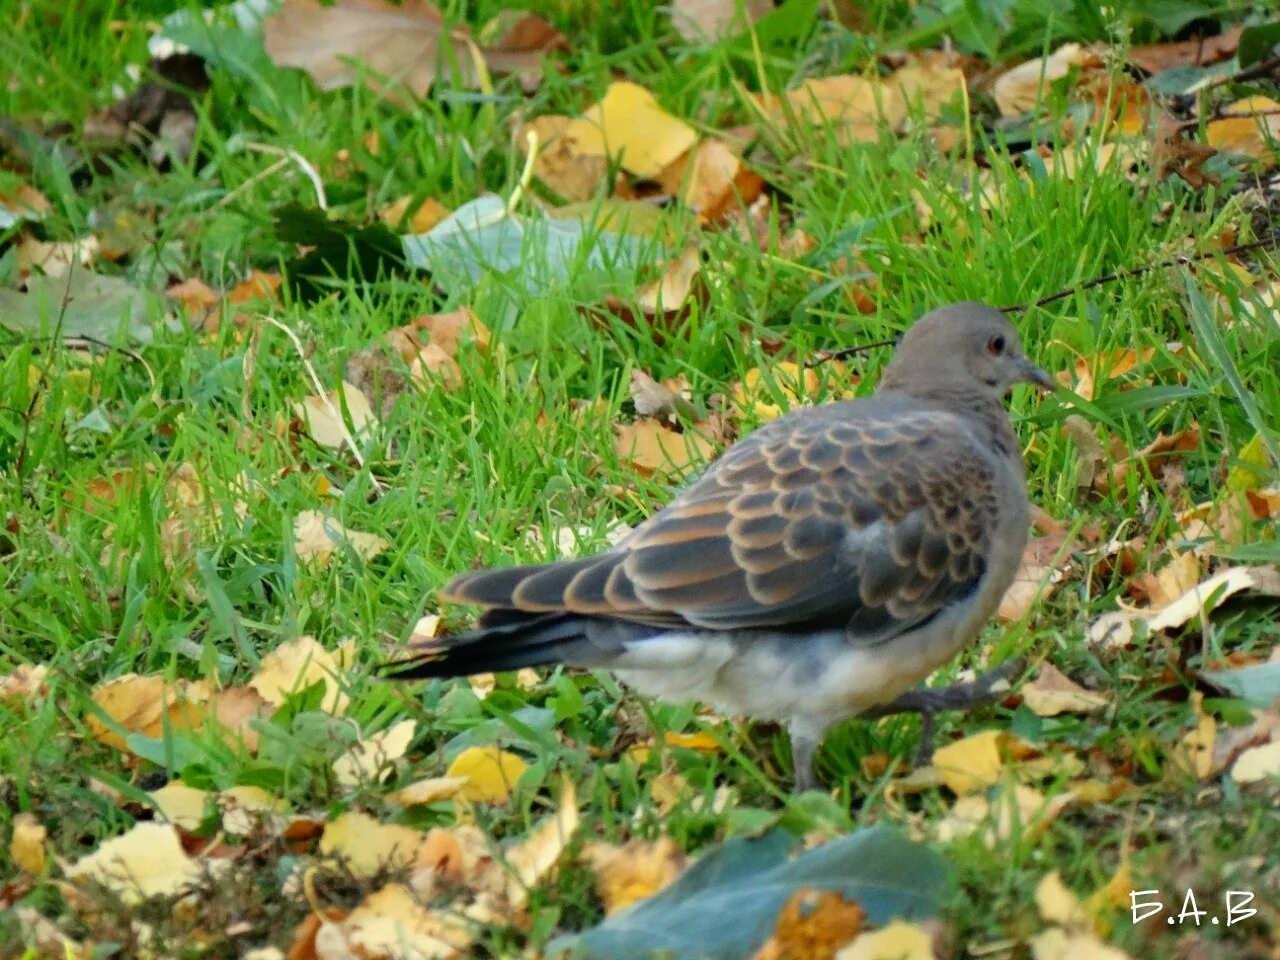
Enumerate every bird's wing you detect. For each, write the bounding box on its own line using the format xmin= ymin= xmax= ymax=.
xmin=442 ymin=400 xmax=1005 ymax=642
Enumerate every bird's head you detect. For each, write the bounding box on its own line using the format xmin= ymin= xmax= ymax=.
xmin=878 ymin=301 xmax=1054 ymax=400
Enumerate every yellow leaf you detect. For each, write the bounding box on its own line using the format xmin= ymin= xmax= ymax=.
xmin=1206 ymin=96 xmax=1280 ymax=162
xmin=379 ymin=195 xmax=450 ymax=233
xmin=67 ymin=822 xmax=208 ymax=904
xmin=1021 ymin=664 xmax=1109 ymax=717
xmin=337 ymin=882 xmax=475 ymax=958
xmin=664 ymin=729 xmax=722 ymax=753
xmin=10 ymin=813 xmax=47 ymax=875
xmin=319 ymin=810 xmax=428 ymax=879
xmin=1231 ymin=740 xmax=1280 ymax=783
xmin=1036 ymin=871 xmax=1091 ymax=927
xmin=333 ymin=719 xmax=417 ymax=787
xmin=932 ymin=729 xmax=1005 ymax=795
xmin=502 ymin=777 xmax=579 ymax=909
xmin=992 ymin=43 xmax=1100 ymax=117
xmin=1174 ymin=691 xmax=1217 ymax=781
xmin=761 ymin=74 xmax=905 ymax=145
xmin=87 ymin=674 xmax=211 ymax=751
xmin=294 ymin=380 xmax=378 ymax=450
xmin=613 ymin=418 xmax=716 ymax=479
xmin=582 ymin=837 xmax=688 ymax=914
xmin=293 ymin=509 xmax=389 ymax=566
xmin=444 ymin=746 xmax=529 ymax=803
xmin=731 ymin=362 xmax=825 ymax=421
xmin=756 ymin=887 xmax=866 ymax=960
xmin=386 ymin=775 xmax=469 ymax=806
xmin=219 ymin=786 xmax=289 ymax=836
xmin=835 ymin=920 xmax=935 ymax=960
xmin=1226 ymin=433 xmax=1272 ymax=491
xmin=148 ymin=781 xmax=213 ymax=830
xmin=1029 ymin=927 xmax=1133 ymax=960
xmin=249 ymin=635 xmax=350 ymax=714
xmin=565 ymin=81 xmax=698 ymax=179
xmin=890 ymin=58 xmax=967 ymax=125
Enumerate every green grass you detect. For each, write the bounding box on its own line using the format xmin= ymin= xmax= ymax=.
xmin=3 ymin=0 xmax=1280 ymax=955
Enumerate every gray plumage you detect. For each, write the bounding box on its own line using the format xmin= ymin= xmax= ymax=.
xmin=384 ymin=301 xmax=1053 ymax=789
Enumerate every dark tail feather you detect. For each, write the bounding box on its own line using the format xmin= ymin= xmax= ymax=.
xmin=379 ymin=611 xmax=592 ymax=680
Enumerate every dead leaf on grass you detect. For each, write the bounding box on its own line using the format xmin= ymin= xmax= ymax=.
xmin=1021 ymin=664 xmax=1109 ymax=717
xmin=250 ymin=634 xmax=351 ymax=714
xmin=991 ymin=43 xmax=1102 ymax=117
xmin=293 ymin=509 xmax=389 ymax=566
xmin=614 ymin=418 xmax=718 ymax=479
xmin=1206 ymin=96 xmax=1280 ymax=163
xmin=333 ymin=719 xmax=417 ymax=787
xmin=753 ymin=887 xmax=866 ymax=960
xmin=444 ymin=745 xmax=529 ymax=803
xmin=67 ymin=822 xmax=211 ymax=904
xmin=582 ymin=837 xmax=688 ymax=915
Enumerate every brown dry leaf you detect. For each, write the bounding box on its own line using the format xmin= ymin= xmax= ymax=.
xmin=1029 ymin=927 xmax=1133 ymax=960
xmin=760 ymin=75 xmax=906 ymax=146
xmin=1128 ymin=27 xmax=1240 ymax=74
xmin=753 ymin=887 xmax=866 ymax=960
xmin=166 ymin=277 xmax=219 ymax=322
xmin=293 ymin=509 xmax=389 ymax=566
xmin=264 ymin=0 xmax=554 ymax=98
xmin=1206 ymin=96 xmax=1280 ymax=162
xmin=835 ymin=920 xmax=935 ymax=960
xmin=630 ymin=369 xmax=694 ymax=419
xmin=10 ymin=813 xmax=47 ymax=875
xmin=0 ymin=183 xmax=51 ymax=224
xmin=444 ymin=745 xmax=529 ymax=803
xmin=1089 ymin=565 xmax=1280 ymax=649
xmin=582 ymin=838 xmax=688 ymax=915
xmin=992 ymin=43 xmax=1102 ymax=117
xmin=294 ymin=380 xmax=379 ymax=451
xmin=250 ymin=634 xmax=351 ymax=714
xmin=0 ymin=663 xmax=49 ymax=705
xmin=387 ymin=307 xmax=491 ymax=360
xmin=227 ymin=270 xmax=283 ymax=308
xmin=931 ymin=729 xmax=1006 ymax=795
xmin=15 ymin=235 xmax=100 ymax=278
xmin=327 ymin=882 xmax=473 ymax=959
xmin=562 ymin=81 xmax=698 ymax=179
xmin=656 ymin=139 xmax=765 ymax=223
xmin=1107 ymin=424 xmax=1200 ymax=491
xmin=320 ymin=810 xmax=428 ymax=879
xmin=408 ymin=342 xmax=462 ymax=390
xmin=378 ymin=195 xmax=451 ymax=233
xmin=67 ymin=822 xmax=209 ymax=904
xmin=333 ymin=719 xmax=416 ymax=787
xmin=211 ymin=685 xmax=273 ymax=753
xmin=1151 ymin=113 xmax=1220 ymax=189
xmin=1063 ymin=415 xmax=1106 ymax=496
xmin=1123 ymin=550 xmax=1202 ymax=610
xmin=520 ymin=114 xmax=610 ymax=202
xmin=386 ymin=775 xmax=469 ymax=806
xmin=614 ymin=418 xmax=717 ymax=479
xmin=87 ymin=674 xmax=211 ymax=751
xmin=671 ymin=0 xmax=771 ymax=42
xmin=998 ymin=529 xmax=1072 ymax=622
xmin=1022 ymin=664 xmax=1109 ymax=717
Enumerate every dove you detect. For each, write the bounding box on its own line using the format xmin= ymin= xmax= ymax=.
xmin=385 ymin=301 xmax=1053 ymax=789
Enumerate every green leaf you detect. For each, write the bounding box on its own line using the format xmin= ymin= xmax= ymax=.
xmin=1239 ymin=21 xmax=1280 ymax=68
xmin=273 ymin=203 xmax=410 ymax=303
xmin=1202 ymin=662 xmax=1280 ymax=707
xmin=0 ymin=271 xmax=157 ymax=343
xmin=550 ymin=826 xmax=948 ymax=960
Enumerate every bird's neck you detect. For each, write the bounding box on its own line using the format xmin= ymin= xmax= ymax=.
xmin=880 ymin=381 xmax=1022 ymax=464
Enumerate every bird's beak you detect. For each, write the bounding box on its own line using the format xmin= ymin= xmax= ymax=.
xmin=1016 ymin=358 xmax=1057 ymax=391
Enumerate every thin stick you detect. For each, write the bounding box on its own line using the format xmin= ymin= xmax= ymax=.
xmin=1002 ymin=237 xmax=1278 ymax=312
xmin=240 ymin=141 xmax=327 ymax=210
xmin=1176 ymin=104 xmax=1280 ymax=133
xmin=805 ymin=338 xmax=899 ymax=368
xmin=257 ymin=314 xmax=384 ymax=493
xmin=215 ymin=155 xmax=291 ymax=209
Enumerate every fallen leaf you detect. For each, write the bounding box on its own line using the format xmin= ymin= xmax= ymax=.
xmin=1088 ymin=565 xmax=1280 ymax=649
xmin=998 ymin=530 xmax=1073 ymax=622
xmin=1128 ymin=27 xmax=1241 ymax=74
xmin=67 ymin=822 xmax=207 ymax=904
xmin=444 ymin=745 xmax=529 ymax=803
xmin=582 ymin=838 xmax=688 ymax=915
xmin=753 ymin=887 xmax=865 ymax=960
xmin=1021 ymin=664 xmax=1109 ymax=717
xmin=1107 ymin=424 xmax=1200 ymax=491
xmin=670 ymin=0 xmax=771 ymax=42
xmin=1029 ymin=927 xmax=1133 ymax=960
xmin=935 ymin=784 xmax=1071 ymax=846
xmin=87 ymin=674 xmax=210 ymax=751
xmin=10 ymin=814 xmax=47 ymax=875
xmin=835 ymin=920 xmax=935 ymax=960
xmin=1206 ymin=96 xmax=1280 ymax=162
xmin=264 ymin=0 xmax=553 ymax=98
xmin=1150 ymin=113 xmax=1221 ymax=188
xmin=992 ymin=43 xmax=1101 ymax=117
xmin=333 ymin=719 xmax=416 ymax=787
xmin=15 ymin=235 xmax=100 ymax=278
xmin=1123 ymin=550 xmax=1202 ymax=610
xmin=613 ymin=418 xmax=717 ymax=478
xmin=378 ymin=195 xmax=451 ymax=233
xmin=0 ymin=183 xmax=50 ymax=228
xmin=293 ymin=509 xmax=389 ymax=566
xmin=0 ymin=270 xmax=154 ymax=343
xmin=1036 ymin=871 xmax=1091 ymax=927
xmin=1063 ymin=415 xmax=1106 ymax=495
xmin=165 ymin=277 xmax=219 ymax=322
xmin=760 ymin=74 xmax=906 ymax=145
xmin=655 ymin=138 xmax=765 ymax=223
xmin=602 ymin=244 xmax=706 ymax=332
xmin=563 ymin=81 xmax=698 ymax=179
xmin=386 ymin=775 xmax=469 ymax=806
xmin=320 ymin=810 xmax=428 ymax=879
xmin=294 ymin=381 xmax=379 ymax=451
xmin=1174 ymin=692 xmax=1218 ymax=781
xmin=732 ymin=362 xmax=831 ymax=421
xmin=502 ymin=777 xmax=579 ymax=908
xmin=520 ymin=114 xmax=610 ymax=202
xmin=0 ymin=663 xmax=49 ymax=705
xmin=1231 ymin=740 xmax=1280 ymax=784
xmin=149 ymin=781 xmax=214 ymax=830
xmin=932 ymin=729 xmax=1005 ymax=795
xmin=250 ymin=635 xmax=350 ymax=714
xmin=336 ymin=882 xmax=473 ymax=958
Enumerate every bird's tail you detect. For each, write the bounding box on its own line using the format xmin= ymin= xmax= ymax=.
xmin=379 ymin=610 xmax=595 ymax=680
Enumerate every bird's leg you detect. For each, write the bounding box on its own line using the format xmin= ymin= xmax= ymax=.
xmin=787 ymin=717 xmax=830 ymax=792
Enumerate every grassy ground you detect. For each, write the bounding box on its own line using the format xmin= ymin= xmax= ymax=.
xmin=2 ymin=0 xmax=1280 ymax=957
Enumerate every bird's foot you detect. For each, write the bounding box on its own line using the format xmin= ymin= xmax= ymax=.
xmin=862 ymin=658 xmax=1025 ymax=763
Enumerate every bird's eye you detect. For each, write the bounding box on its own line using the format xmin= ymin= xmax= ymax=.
xmin=987 ymin=335 xmax=1006 ymax=355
